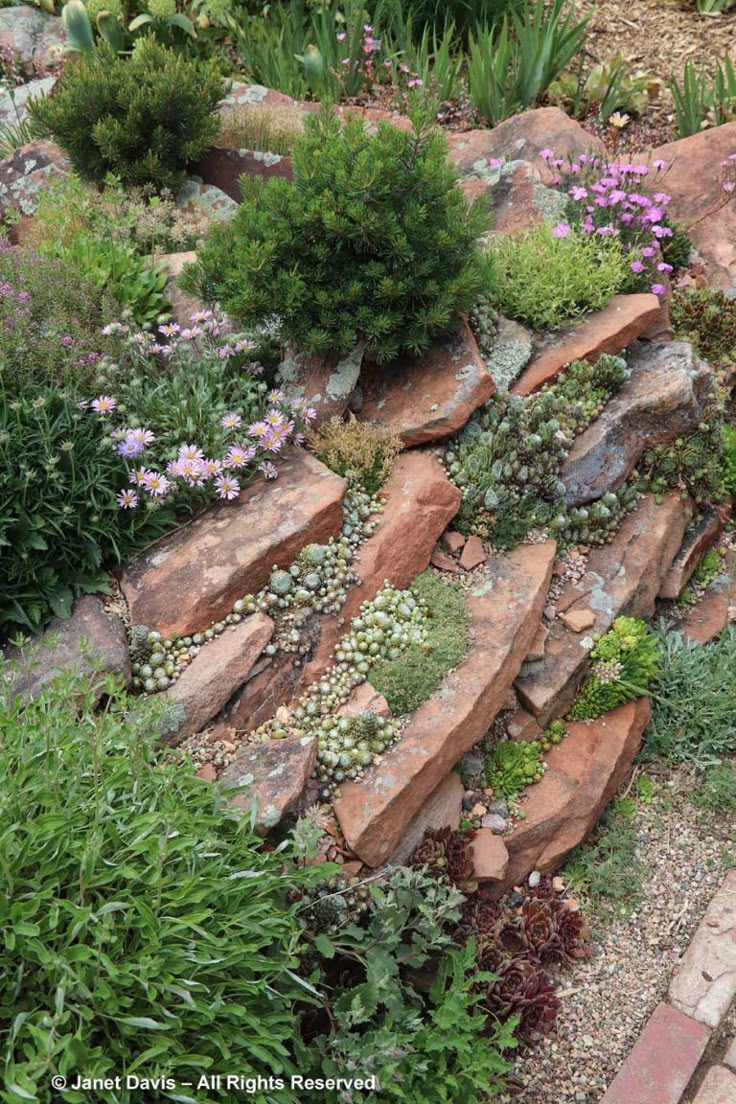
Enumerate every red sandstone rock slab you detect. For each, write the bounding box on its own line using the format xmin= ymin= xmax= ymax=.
xmin=195 ymin=147 xmax=294 ymax=201
xmin=442 ymin=531 xmax=466 ymax=555
xmin=526 ymin=623 xmax=548 ymax=661
xmin=389 ymin=772 xmax=464 ymax=865
xmin=120 ymin=450 xmax=345 ymax=638
xmin=278 ymin=344 xmax=364 ymax=426
xmin=501 ymin=699 xmax=651 ymax=890
xmin=643 ymin=124 xmax=736 ymax=290
xmin=333 ymin=541 xmax=556 ymax=866
xmin=220 ymin=732 xmax=317 ymax=832
xmin=693 ymin=1066 xmax=736 ymax=1104
xmin=561 ymin=341 xmax=713 ymax=506
xmin=511 ymin=295 xmax=661 ymax=396
xmin=359 ymin=319 xmax=495 ymax=448
xmin=601 ymin=1002 xmax=711 ymax=1104
xmin=669 ymin=870 xmax=736 ymax=1030
xmin=161 ymin=613 xmax=274 ymax=745
xmin=446 ymin=108 xmax=604 ymax=180
xmin=338 ymin=681 xmax=391 ymax=719
xmin=459 ymin=535 xmax=487 ymax=571
xmin=506 ymin=708 xmax=543 ymax=743
xmin=460 ymin=160 xmax=567 ymax=236
xmin=660 ymin=505 xmax=732 ymax=600
xmin=226 ymin=650 xmax=303 ymax=733
xmin=515 ymin=493 xmax=691 ymax=724
xmin=470 ymin=829 xmax=509 ymax=883
xmin=302 ymin=451 xmax=461 ymax=685
xmin=3 ymin=595 xmax=130 ymax=703
xmin=680 ymin=549 xmax=736 ymax=645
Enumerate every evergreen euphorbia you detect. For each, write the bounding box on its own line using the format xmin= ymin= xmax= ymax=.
xmin=191 ymin=104 xmax=490 ymax=363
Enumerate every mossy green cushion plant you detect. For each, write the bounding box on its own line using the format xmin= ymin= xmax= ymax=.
xmin=187 ymin=103 xmax=491 ymax=363
xmin=569 ymin=616 xmax=661 ymax=721
xmin=487 ymin=223 xmax=628 ymax=332
xmin=29 ymin=37 xmax=225 ymax=191
xmin=370 ymin=571 xmax=470 ymax=715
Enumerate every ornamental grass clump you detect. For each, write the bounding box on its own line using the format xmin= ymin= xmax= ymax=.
xmin=28 ymin=37 xmax=225 ymax=191
xmin=0 ymin=672 xmax=324 ymax=1102
xmin=188 ymin=103 xmax=490 ymax=363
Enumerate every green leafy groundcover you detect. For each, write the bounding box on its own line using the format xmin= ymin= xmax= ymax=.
xmin=0 ymin=673 xmax=323 ymax=1104
xmin=0 ymin=672 xmax=516 ymax=1104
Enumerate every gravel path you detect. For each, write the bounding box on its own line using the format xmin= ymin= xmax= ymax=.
xmin=499 ymin=776 xmax=735 ymax=1103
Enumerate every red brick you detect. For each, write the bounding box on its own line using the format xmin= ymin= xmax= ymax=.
xmin=601 ymin=1003 xmax=710 ymax=1104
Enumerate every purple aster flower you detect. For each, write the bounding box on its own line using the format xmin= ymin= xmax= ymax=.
xmin=267 ymin=389 xmax=285 ymax=404
xmin=130 ymin=467 xmax=148 ymax=485
xmin=142 ymin=471 xmax=170 ymax=497
xmin=197 ymin=458 xmax=222 ymax=479
xmin=91 ymin=395 xmax=117 ymax=415
xmin=118 ymin=437 xmax=145 ymax=459
xmin=158 ymin=322 xmax=180 ymax=337
xmin=215 ymin=474 xmax=241 ymax=500
xmin=221 ymin=412 xmax=242 ymax=430
xmin=224 ymin=444 xmax=254 ymax=468
xmin=259 ymin=461 xmax=278 ymax=480
xmin=127 ymin=428 xmax=155 ymax=448
xmin=178 ymin=444 xmax=204 ymax=463
xmin=117 ymin=489 xmax=138 ymax=509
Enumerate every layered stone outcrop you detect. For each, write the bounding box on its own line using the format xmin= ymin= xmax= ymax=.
xmin=334 ymin=541 xmax=556 ymax=866
xmin=121 ymin=450 xmax=346 ymax=638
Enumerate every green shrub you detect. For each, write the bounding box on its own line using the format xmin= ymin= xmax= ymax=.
xmin=187 ymin=104 xmax=490 ymax=363
xmin=0 ymin=245 xmax=119 ymax=391
xmin=29 ymin=37 xmax=225 ymax=190
xmin=0 ymin=672 xmax=324 ymax=1103
xmin=570 ymin=617 xmax=661 ymax=721
xmin=487 ymin=223 xmax=628 ymax=331
xmin=645 ymin=625 xmax=736 ymax=768
xmin=0 ymin=384 xmax=171 ymax=634
xmin=691 ymin=762 xmax=736 ymax=814
xmin=370 ymin=571 xmax=470 ymax=714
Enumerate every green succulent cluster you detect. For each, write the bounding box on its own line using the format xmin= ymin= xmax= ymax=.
xmin=724 ymin=424 xmax=736 ymax=495
xmin=444 ymin=354 xmax=630 ymax=547
xmin=130 ymin=487 xmax=381 ymax=693
xmin=569 ymin=616 xmax=661 ymax=721
xmin=469 ymin=295 xmax=500 ymax=358
xmin=251 ymin=584 xmax=431 ymax=789
xmin=671 ymin=287 xmax=736 ymax=379
xmin=637 ymin=391 xmax=727 ymax=509
xmin=485 ymin=740 xmax=545 ymax=800
xmin=541 ymin=720 xmax=566 ymax=750
xmin=314 ymin=712 xmax=400 ymax=784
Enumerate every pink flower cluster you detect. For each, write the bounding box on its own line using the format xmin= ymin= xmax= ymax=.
xmin=538 ymin=150 xmax=677 ymax=297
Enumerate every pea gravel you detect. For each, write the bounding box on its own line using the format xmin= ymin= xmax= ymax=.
xmin=499 ymin=778 xmax=735 ymax=1103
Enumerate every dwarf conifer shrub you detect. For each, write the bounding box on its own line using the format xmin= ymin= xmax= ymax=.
xmin=0 ymin=675 xmax=323 ymax=1102
xmin=29 ymin=38 xmax=225 ymax=191
xmin=189 ymin=104 xmax=490 ymax=363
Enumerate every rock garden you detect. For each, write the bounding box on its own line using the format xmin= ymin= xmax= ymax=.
xmin=1 ymin=2 xmax=735 ymax=1102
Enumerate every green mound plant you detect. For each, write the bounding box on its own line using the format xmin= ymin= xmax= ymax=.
xmin=307 ymin=416 xmax=402 ymax=495
xmin=485 ymin=739 xmax=544 ymax=800
xmin=186 ymin=103 xmax=490 ymax=363
xmin=486 ymin=223 xmax=628 ymax=332
xmin=645 ymin=624 xmax=736 ymax=768
xmin=370 ymin=570 xmax=470 ymax=715
xmin=569 ymin=616 xmax=661 ymax=721
xmin=29 ymin=37 xmax=225 ymax=190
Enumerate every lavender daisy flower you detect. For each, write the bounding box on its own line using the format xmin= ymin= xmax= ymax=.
xmin=259 ymin=461 xmax=278 ymax=480
xmin=91 ymin=395 xmax=117 ymax=415
xmin=178 ymin=443 xmax=204 ymax=463
xmin=221 ymin=412 xmax=242 ymax=430
xmin=142 ymin=471 xmax=170 ymax=497
xmin=127 ymin=428 xmax=155 ymax=448
xmin=197 ymin=458 xmax=222 ymax=479
xmin=118 ymin=437 xmax=145 ymax=459
xmin=215 ymin=474 xmax=241 ymax=500
xmin=267 ymin=388 xmax=285 ymax=403
xmin=117 ymin=489 xmax=138 ymax=508
xmin=158 ymin=322 xmax=181 ymax=337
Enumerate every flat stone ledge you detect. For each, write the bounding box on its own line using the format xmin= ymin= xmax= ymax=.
xmin=669 ymin=869 xmax=736 ymax=1030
